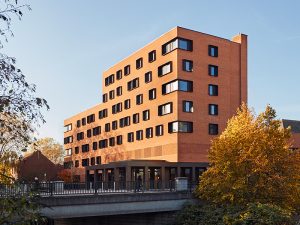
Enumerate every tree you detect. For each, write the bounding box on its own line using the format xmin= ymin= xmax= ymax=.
xmin=197 ymin=103 xmax=300 ymax=210
xmin=28 ymin=138 xmax=64 ymax=165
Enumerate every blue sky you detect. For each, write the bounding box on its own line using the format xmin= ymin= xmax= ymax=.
xmin=3 ymin=0 xmax=300 ymax=143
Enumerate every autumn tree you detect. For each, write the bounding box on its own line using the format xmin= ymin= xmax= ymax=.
xmin=28 ymin=137 xmax=64 ymax=165
xmin=197 ymin=103 xmax=300 ymax=210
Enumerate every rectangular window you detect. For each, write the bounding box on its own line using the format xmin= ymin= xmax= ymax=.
xmin=168 ymin=121 xmax=193 ymax=133
xmin=162 ymin=79 xmax=193 ymax=94
xmin=208 ymin=45 xmax=218 ymax=57
xmin=82 ymin=118 xmax=86 ymax=126
xmin=109 ymin=137 xmax=115 ymax=147
xmin=82 ymin=158 xmax=89 ymax=167
xmin=136 ymin=130 xmax=143 ymax=141
xmin=87 ymin=129 xmax=92 ymax=138
xmin=116 ymin=86 xmax=122 ymax=96
xmin=99 ymin=139 xmax=108 ymax=149
xmin=145 ymin=71 xmax=152 ymax=83
xmin=183 ymin=101 xmax=193 ymax=113
xmin=93 ymin=142 xmax=98 ymax=150
xmin=128 ymin=132 xmax=134 ymax=142
xmin=105 ymin=74 xmax=115 ymax=86
xmin=77 ymin=132 xmax=84 ymax=141
xmin=91 ymin=157 xmax=95 ymax=166
xmin=65 ymin=148 xmax=72 ymax=156
xmin=120 ymin=116 xmax=131 ymax=128
xmin=183 ymin=60 xmax=193 ymax=72
xmin=112 ymin=102 xmax=122 ymax=114
xmin=124 ymin=99 xmax=131 ymax=109
xmin=149 ymin=88 xmax=156 ymax=100
xmin=64 ymin=124 xmax=72 ymax=132
xmin=155 ymin=125 xmax=164 ymax=136
xmin=209 ymin=104 xmax=218 ymax=115
xmin=102 ymin=93 xmax=108 ymax=103
xmin=116 ymin=70 xmax=122 ymax=80
xmin=93 ymin=126 xmax=101 ymax=136
xmin=109 ymin=90 xmax=115 ymax=100
xmin=136 ymin=57 xmax=143 ymax=69
xmin=105 ymin=123 xmax=110 ymax=132
xmin=124 ymin=65 xmax=130 ymax=75
xmin=99 ymin=109 xmax=108 ymax=119
xmin=127 ymin=78 xmax=139 ymax=91
xmin=75 ymin=160 xmax=79 ymax=167
xmin=87 ymin=114 xmax=95 ymax=124
xmin=146 ymin=127 xmax=153 ymax=139
xmin=136 ymin=94 xmax=143 ymax=105
xmin=76 ymin=120 xmax=81 ymax=128
xmin=208 ymin=84 xmax=218 ymax=96
xmin=148 ymin=50 xmax=156 ymax=62
xmin=158 ymin=62 xmax=172 ymax=77
xmin=64 ymin=136 xmax=73 ymax=144
xmin=209 ymin=123 xmax=219 ymax=135
xmin=117 ymin=135 xmax=123 ymax=145
xmin=158 ymin=102 xmax=173 ymax=116
xmin=96 ymin=156 xmax=101 ymax=165
xmin=133 ymin=113 xmax=139 ymax=124
xmin=82 ymin=144 xmax=89 ymax=153
xmin=112 ymin=120 xmax=118 ymax=130
xmin=209 ymin=65 xmax=218 ymax=76
xmin=75 ymin=147 xmax=79 ymax=154
xmin=143 ymin=110 xmax=150 ymax=121
xmin=162 ymin=38 xmax=193 ymax=55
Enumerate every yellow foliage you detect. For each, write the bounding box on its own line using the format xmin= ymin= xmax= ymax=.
xmin=198 ymin=103 xmax=300 ymax=210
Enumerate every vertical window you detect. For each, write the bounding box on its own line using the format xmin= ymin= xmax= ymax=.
xmin=127 ymin=78 xmax=139 ymax=91
xmin=209 ymin=123 xmax=218 ymax=135
xmin=183 ymin=101 xmax=193 ymax=113
xmin=143 ymin=110 xmax=150 ymax=121
xmin=155 ymin=125 xmax=164 ymax=136
xmin=87 ymin=114 xmax=95 ymax=124
xmin=93 ymin=126 xmax=101 ymax=136
xmin=128 ymin=132 xmax=134 ymax=142
xmin=208 ymin=65 xmax=218 ymax=76
xmin=124 ymin=65 xmax=130 ymax=75
xmin=136 ymin=57 xmax=143 ymax=69
xmin=136 ymin=130 xmax=143 ymax=141
xmin=82 ymin=158 xmax=89 ymax=167
xmin=93 ymin=142 xmax=98 ymax=150
xmin=96 ymin=156 xmax=101 ymax=165
xmin=65 ymin=148 xmax=72 ymax=156
xmin=82 ymin=144 xmax=89 ymax=153
xmin=146 ymin=127 xmax=153 ymax=139
xmin=77 ymin=132 xmax=84 ymax=141
xmin=102 ymin=93 xmax=108 ymax=103
xmin=158 ymin=62 xmax=172 ymax=77
xmin=82 ymin=118 xmax=86 ymax=126
xmin=116 ymin=86 xmax=122 ymax=96
xmin=117 ymin=135 xmax=123 ymax=145
xmin=208 ymin=45 xmax=218 ymax=57
xmin=124 ymin=99 xmax=131 ymax=109
xmin=109 ymin=137 xmax=115 ymax=147
xmin=91 ymin=157 xmax=95 ymax=166
xmin=209 ymin=104 xmax=218 ymax=115
xmin=87 ymin=129 xmax=92 ymax=138
xmin=75 ymin=147 xmax=79 ymax=154
xmin=116 ymin=70 xmax=122 ymax=80
xmin=109 ymin=90 xmax=115 ymax=100
xmin=105 ymin=123 xmax=110 ymax=132
xmin=158 ymin=102 xmax=173 ymax=116
xmin=208 ymin=84 xmax=218 ymax=96
xmin=133 ymin=113 xmax=139 ymax=124
xmin=148 ymin=50 xmax=156 ymax=62
xmin=136 ymin=94 xmax=143 ymax=105
xmin=149 ymin=88 xmax=156 ymax=100
xmin=183 ymin=60 xmax=193 ymax=72
xmin=168 ymin=121 xmax=193 ymax=133
xmin=112 ymin=120 xmax=118 ymax=130
xmin=105 ymin=74 xmax=115 ymax=86
xmin=162 ymin=38 xmax=193 ymax=55
xmin=145 ymin=71 xmax=152 ymax=83
xmin=76 ymin=120 xmax=81 ymax=128
xmin=99 ymin=109 xmax=108 ymax=119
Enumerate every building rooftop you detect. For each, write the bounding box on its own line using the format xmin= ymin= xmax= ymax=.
xmin=282 ymin=119 xmax=300 ymax=133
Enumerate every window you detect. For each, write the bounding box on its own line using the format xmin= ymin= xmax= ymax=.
xmin=116 ymin=70 xmax=122 ymax=80
xmin=136 ymin=57 xmax=143 ymax=69
xmin=105 ymin=123 xmax=110 ymax=132
xmin=136 ymin=94 xmax=143 ymax=105
xmin=116 ymin=86 xmax=122 ymax=96
xmin=99 ymin=139 xmax=108 ymax=149
xmin=76 ymin=120 xmax=81 ymax=128
xmin=158 ymin=62 xmax=172 ymax=77
xmin=136 ymin=130 xmax=143 ymax=141
xmin=128 ymin=132 xmax=134 ymax=142
xmin=64 ymin=136 xmax=73 ymax=144
xmin=209 ymin=123 xmax=218 ymax=135
xmin=87 ymin=114 xmax=95 ymax=124
xmin=91 ymin=157 xmax=95 ymax=166
xmin=183 ymin=101 xmax=193 ymax=113
xmin=99 ymin=109 xmax=108 ymax=119
xmin=127 ymin=78 xmax=139 ymax=91
xmin=133 ymin=113 xmax=139 ymax=124
xmin=158 ymin=102 xmax=173 ymax=116
xmin=75 ymin=160 xmax=79 ymax=167
xmin=208 ymin=45 xmax=218 ymax=57
xmin=82 ymin=118 xmax=86 ymax=126
xmin=183 ymin=60 xmax=193 ymax=72
xmin=64 ymin=124 xmax=72 ymax=132
xmin=96 ymin=156 xmax=101 ymax=165
xmin=109 ymin=90 xmax=115 ymax=100
xmin=102 ymin=93 xmax=108 ymax=103
xmin=93 ymin=126 xmax=101 ymax=136
xmin=145 ymin=71 xmax=152 ymax=83
xmin=168 ymin=121 xmax=193 ymax=133
xmin=112 ymin=103 xmax=122 ymax=114
xmin=65 ymin=148 xmax=72 ymax=156
xmin=162 ymin=79 xmax=193 ymax=94
xmin=208 ymin=84 xmax=218 ymax=96
xmin=143 ymin=110 xmax=150 ymax=121
xmin=149 ymin=88 xmax=156 ymax=100
xmin=124 ymin=65 xmax=130 ymax=75
xmin=75 ymin=147 xmax=79 ymax=154
xmin=146 ymin=127 xmax=153 ymax=138
xmin=162 ymin=38 xmax=193 ymax=55
xmin=82 ymin=158 xmax=89 ymax=167
xmin=209 ymin=104 xmax=218 ymax=115
xmin=148 ymin=50 xmax=156 ymax=62
xmin=120 ymin=116 xmax=130 ymax=128
xmin=109 ymin=137 xmax=115 ymax=146
xmin=77 ymin=132 xmax=84 ymax=141
xmin=155 ymin=125 xmax=164 ymax=136
xmin=117 ymin=135 xmax=123 ymax=145
xmin=93 ymin=142 xmax=98 ymax=150
xmin=124 ymin=99 xmax=131 ymax=109
xmin=82 ymin=144 xmax=89 ymax=153
xmin=209 ymin=65 xmax=218 ymax=76
xmin=87 ymin=129 xmax=92 ymax=138
xmin=112 ymin=120 xmax=118 ymax=130
xmin=105 ymin=74 xmax=115 ymax=86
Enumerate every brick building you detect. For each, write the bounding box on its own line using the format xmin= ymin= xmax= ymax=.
xmin=63 ymin=27 xmax=247 ymax=182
